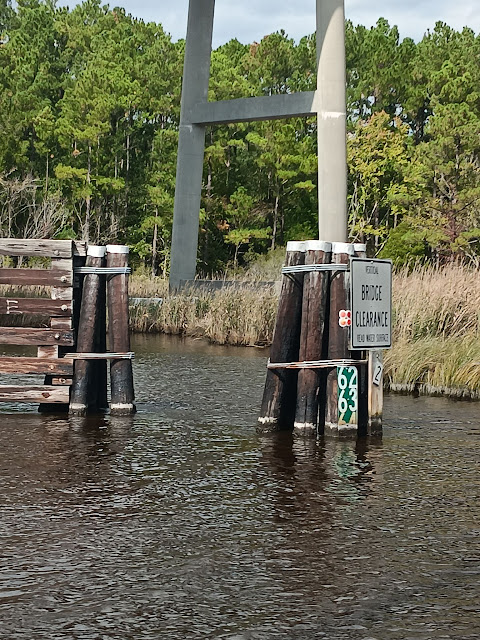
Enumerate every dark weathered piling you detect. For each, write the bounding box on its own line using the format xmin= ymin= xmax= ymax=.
xmin=93 ymin=262 xmax=108 ymax=412
xmin=293 ymin=241 xmax=331 ymax=437
xmin=325 ymin=242 xmax=356 ymax=436
xmin=106 ymin=245 xmax=136 ymax=415
xmin=368 ymin=350 xmax=383 ymax=435
xmin=69 ymin=246 xmax=106 ymax=415
xmin=258 ymin=242 xmax=305 ymax=432
xmin=259 ymin=237 xmax=386 ymax=439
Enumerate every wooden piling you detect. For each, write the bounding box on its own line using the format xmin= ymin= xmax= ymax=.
xmin=325 ymin=242 xmax=356 ymax=436
xmin=93 ymin=260 xmax=108 ymax=412
xmin=69 ymin=246 xmax=106 ymax=415
xmin=258 ymin=237 xmax=386 ymax=439
xmin=368 ymin=350 xmax=383 ymax=435
xmin=258 ymin=242 xmax=306 ymax=431
xmin=293 ymin=241 xmax=331 ymax=437
xmin=106 ymin=245 xmax=136 ymax=415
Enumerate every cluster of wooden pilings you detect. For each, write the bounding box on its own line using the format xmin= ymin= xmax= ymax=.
xmin=258 ymin=241 xmax=382 ymax=438
xmin=0 ymin=239 xmax=135 ymax=415
xmin=69 ymin=244 xmax=135 ymax=416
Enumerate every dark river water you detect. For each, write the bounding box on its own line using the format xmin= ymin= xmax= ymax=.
xmin=0 ymin=334 xmax=479 ymax=639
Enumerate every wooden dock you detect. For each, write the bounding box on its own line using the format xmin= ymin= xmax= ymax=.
xmin=0 ymin=238 xmax=135 ymax=413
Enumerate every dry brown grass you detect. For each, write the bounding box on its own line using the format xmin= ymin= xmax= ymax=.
xmin=384 ymin=337 xmax=480 ymax=398
xmin=392 ymin=263 xmax=480 ymax=341
xmin=129 ymin=284 xmax=277 ymax=347
xmin=129 ymin=274 xmax=169 ymax=298
xmin=385 ymin=262 xmax=480 ymax=396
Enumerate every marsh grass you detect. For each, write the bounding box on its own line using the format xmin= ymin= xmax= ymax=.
xmin=392 ymin=263 xmax=480 ymax=341
xmin=129 ymin=283 xmax=277 ymax=346
xmin=385 ymin=337 xmax=480 ymax=398
xmin=386 ymin=263 xmax=480 ymax=396
xmin=129 ymin=274 xmax=169 ymax=298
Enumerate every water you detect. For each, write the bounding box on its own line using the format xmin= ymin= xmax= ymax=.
xmin=0 ymin=334 xmax=479 ymax=639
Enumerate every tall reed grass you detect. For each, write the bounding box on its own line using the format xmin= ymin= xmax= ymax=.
xmin=129 ymin=281 xmax=277 ymax=347
xmin=385 ymin=263 xmax=480 ymax=397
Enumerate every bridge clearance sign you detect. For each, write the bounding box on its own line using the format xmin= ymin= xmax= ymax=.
xmin=350 ymin=258 xmax=392 ymax=350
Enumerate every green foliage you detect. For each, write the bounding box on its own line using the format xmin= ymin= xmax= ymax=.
xmin=1 ymin=4 xmax=480 ymax=269
xmin=379 ymin=221 xmax=427 ymax=265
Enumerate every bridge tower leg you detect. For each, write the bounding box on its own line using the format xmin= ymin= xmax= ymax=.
xmin=169 ymin=0 xmax=215 ymax=290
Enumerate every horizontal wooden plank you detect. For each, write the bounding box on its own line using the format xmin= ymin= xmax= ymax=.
xmin=0 ymin=268 xmax=72 ymax=287
xmin=0 ymin=298 xmax=72 ymax=316
xmin=38 ymin=345 xmax=59 ymax=358
xmin=50 ymin=317 xmax=73 ymax=330
xmin=0 ymin=239 xmax=73 ymax=259
xmin=51 ymin=287 xmax=73 ymax=301
xmin=51 ymin=258 xmax=73 ymax=272
xmin=0 ymin=328 xmax=74 ymax=346
xmin=0 ymin=357 xmax=73 ymax=375
xmin=0 ymin=385 xmax=70 ymax=403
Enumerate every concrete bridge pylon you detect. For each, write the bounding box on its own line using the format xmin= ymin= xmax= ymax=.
xmin=169 ymin=0 xmax=348 ymax=289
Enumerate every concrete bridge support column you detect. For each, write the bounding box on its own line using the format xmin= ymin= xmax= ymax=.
xmin=316 ymin=0 xmax=348 ymax=243
xmin=169 ymin=0 xmax=215 ymax=290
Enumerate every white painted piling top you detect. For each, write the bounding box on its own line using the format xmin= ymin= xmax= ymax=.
xmin=286 ymin=240 xmax=333 ymax=252
xmin=332 ymin=242 xmax=355 ymax=255
xmin=286 ymin=241 xmax=307 ymax=252
xmin=106 ymin=244 xmax=130 ymax=254
xmin=87 ymin=245 xmax=106 ymax=258
xmin=304 ymin=240 xmax=332 ymax=252
xmin=353 ymin=243 xmax=367 ymax=253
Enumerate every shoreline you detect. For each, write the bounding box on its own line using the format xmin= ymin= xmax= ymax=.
xmin=128 ymin=265 xmax=480 ymax=402
xmin=2 ymin=263 xmax=480 ymax=401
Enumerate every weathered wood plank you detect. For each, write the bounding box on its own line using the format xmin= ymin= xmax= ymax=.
xmin=51 ymin=287 xmax=73 ymax=301
xmin=0 ymin=268 xmax=72 ymax=287
xmin=0 ymin=239 xmax=73 ymax=259
xmin=0 ymin=385 xmax=70 ymax=403
xmin=0 ymin=357 xmax=73 ymax=375
xmin=50 ymin=317 xmax=73 ymax=330
xmin=51 ymin=258 xmax=73 ymax=272
xmin=0 ymin=328 xmax=74 ymax=345
xmin=0 ymin=298 xmax=72 ymax=316
xmin=38 ymin=345 xmax=59 ymax=358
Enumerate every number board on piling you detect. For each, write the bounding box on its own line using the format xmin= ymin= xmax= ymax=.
xmin=337 ymin=366 xmax=358 ymax=426
xmin=350 ymin=258 xmax=392 ymax=350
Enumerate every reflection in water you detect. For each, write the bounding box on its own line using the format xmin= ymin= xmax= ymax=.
xmin=0 ymin=335 xmax=478 ymax=639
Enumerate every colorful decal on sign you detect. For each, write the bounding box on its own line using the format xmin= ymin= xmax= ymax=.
xmin=337 ymin=366 xmax=358 ymax=426
xmin=339 ymin=309 xmax=351 ymax=327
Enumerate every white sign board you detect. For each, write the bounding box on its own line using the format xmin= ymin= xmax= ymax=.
xmin=350 ymin=258 xmax=392 ymax=350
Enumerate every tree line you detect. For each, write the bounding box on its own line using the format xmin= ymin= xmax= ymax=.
xmin=1 ymin=0 xmax=480 ymax=273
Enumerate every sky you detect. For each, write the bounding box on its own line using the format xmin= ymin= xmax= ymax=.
xmin=80 ymin=0 xmax=480 ymax=46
